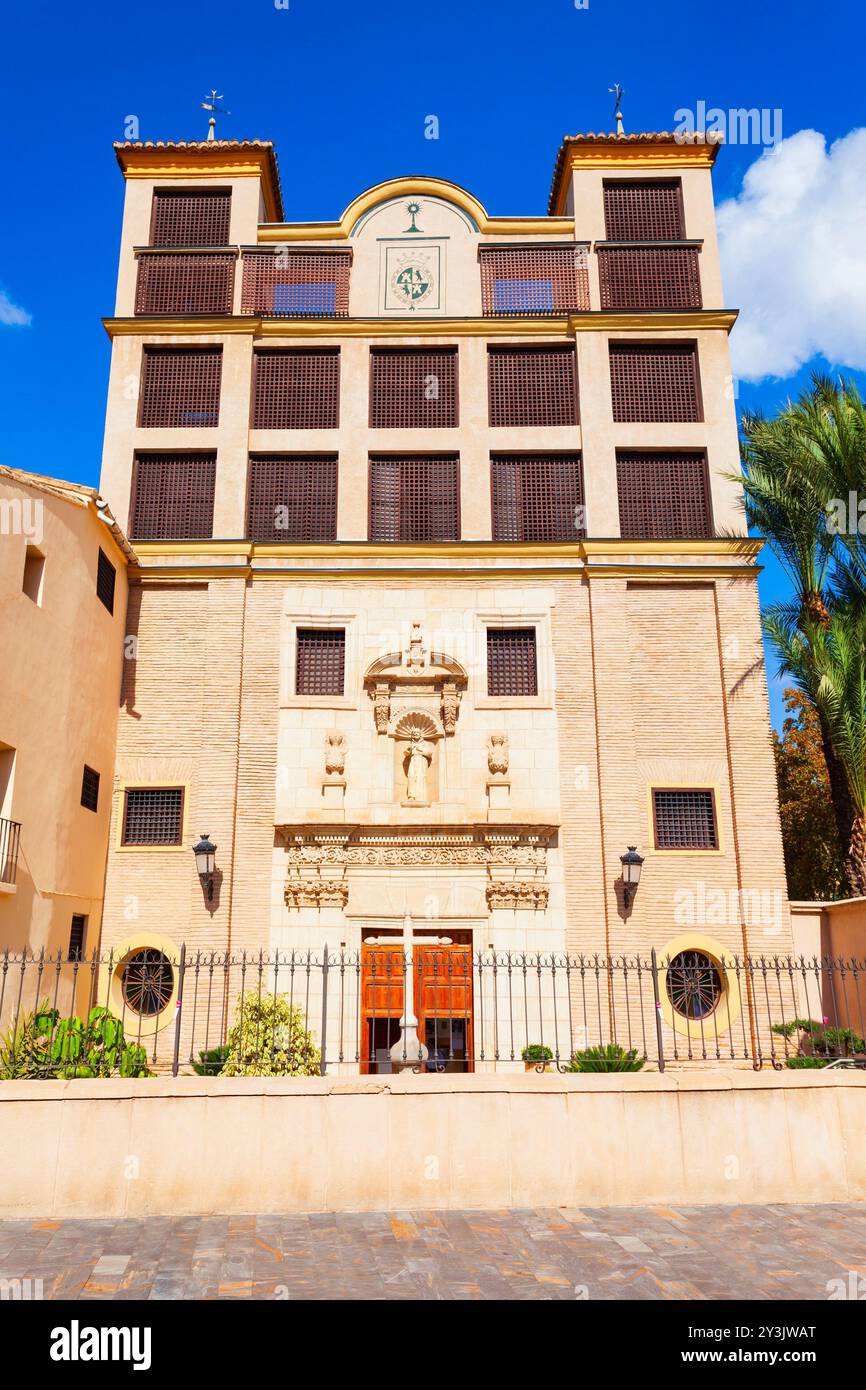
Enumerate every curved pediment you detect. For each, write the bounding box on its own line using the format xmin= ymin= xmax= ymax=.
xmin=343 ymin=177 xmax=487 ymax=236
xmin=364 ymin=650 xmax=468 ymax=685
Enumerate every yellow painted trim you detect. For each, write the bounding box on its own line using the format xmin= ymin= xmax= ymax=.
xmin=130 ymin=538 xmax=760 ymax=562
xmin=97 ymin=931 xmax=182 ymax=1040
xmin=550 ymin=141 xmax=720 ymax=215
xmin=655 ymin=930 xmax=744 ymax=1044
xmin=114 ymin=779 xmax=190 ymax=852
xmin=581 ymin=538 xmax=760 ymax=557
xmin=646 ymin=783 xmax=725 ymax=857
xmin=584 ymin=565 xmax=758 ymax=580
xmin=103 ymin=310 xmax=738 ymax=340
xmin=116 ymin=149 xmax=281 ymax=221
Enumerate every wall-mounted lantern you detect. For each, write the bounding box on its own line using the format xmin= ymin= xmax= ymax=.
xmin=620 ymin=845 xmax=644 ymax=910
xmin=193 ymin=832 xmax=217 ymax=902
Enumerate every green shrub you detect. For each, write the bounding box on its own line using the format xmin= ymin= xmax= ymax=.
xmin=0 ymin=1002 xmax=151 ymax=1079
xmin=220 ymin=992 xmax=320 ymax=1077
xmin=786 ymin=1056 xmax=829 ymax=1069
xmin=772 ymin=1018 xmax=865 ymax=1059
xmin=521 ymin=1043 xmax=553 ymax=1063
xmin=192 ymin=1045 xmax=230 ymax=1076
xmin=566 ymin=1043 xmax=646 ymax=1073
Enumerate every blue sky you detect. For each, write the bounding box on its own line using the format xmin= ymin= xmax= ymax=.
xmin=1 ymin=0 xmax=864 ymax=727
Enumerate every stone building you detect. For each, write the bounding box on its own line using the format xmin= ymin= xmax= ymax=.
xmin=2 ymin=128 xmax=793 ymax=1067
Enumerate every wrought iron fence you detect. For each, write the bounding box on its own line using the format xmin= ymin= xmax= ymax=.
xmin=1 ymin=945 xmax=865 ymax=1078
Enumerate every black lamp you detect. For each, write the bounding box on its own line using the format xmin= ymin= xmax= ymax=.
xmin=620 ymin=845 xmax=644 ymax=909
xmin=193 ymin=833 xmax=217 ymax=901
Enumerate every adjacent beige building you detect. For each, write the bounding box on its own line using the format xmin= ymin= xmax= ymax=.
xmin=1 ymin=129 xmax=795 ymax=1066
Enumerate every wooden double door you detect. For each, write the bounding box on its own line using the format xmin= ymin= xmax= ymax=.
xmin=360 ymin=939 xmax=474 ymax=1074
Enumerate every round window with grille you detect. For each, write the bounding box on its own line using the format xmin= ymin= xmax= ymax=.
xmin=121 ymin=949 xmax=174 ymax=1017
xmin=666 ymin=950 xmax=724 ymax=1020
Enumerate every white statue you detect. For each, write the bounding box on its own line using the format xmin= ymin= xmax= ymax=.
xmin=405 ymin=738 xmax=432 ymax=802
xmin=324 ymin=731 xmax=345 ymax=777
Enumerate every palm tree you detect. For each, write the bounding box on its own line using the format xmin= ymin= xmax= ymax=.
xmin=763 ymin=603 xmax=866 ymax=895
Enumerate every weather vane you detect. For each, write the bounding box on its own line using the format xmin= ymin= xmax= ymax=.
xmin=201 ymin=90 xmax=229 ymax=142
xmin=609 ymin=83 xmax=625 ymax=136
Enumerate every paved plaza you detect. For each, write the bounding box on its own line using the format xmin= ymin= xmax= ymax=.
xmin=1 ymin=1204 xmax=865 ymax=1300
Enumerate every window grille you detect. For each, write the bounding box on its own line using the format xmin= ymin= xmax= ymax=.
xmin=616 ymin=451 xmax=712 ymax=539
xmin=603 ymin=181 xmax=685 ymax=240
xmin=487 ymin=628 xmax=538 ymax=697
xmin=96 ymin=549 xmax=116 ymax=614
xmin=296 ymin=629 xmax=346 ymax=696
xmin=488 ymin=345 xmax=577 ymax=427
xmin=68 ymin=915 xmax=87 ymax=963
xmin=134 ymin=252 xmax=235 ymax=314
xmin=652 ymin=789 xmax=718 ymax=849
xmin=139 ymin=347 xmax=223 ymax=427
xmin=479 ymin=247 xmax=589 ymax=315
xmin=81 ymin=766 xmax=100 ymax=813
xmin=491 ymin=454 xmax=585 ymax=541
xmin=150 ymin=189 xmax=231 ymax=246
xmin=122 ymin=788 xmax=184 ymax=845
xmin=370 ymin=349 xmax=458 ymax=428
xmin=241 ymin=251 xmax=351 ymax=316
xmin=251 ymin=350 xmax=340 ymax=429
xmin=609 ymin=343 xmax=701 ymax=422
xmin=368 ymin=456 xmax=460 ymax=541
xmin=130 ymin=453 xmax=217 ymax=539
xmin=598 ymin=246 xmax=702 ymax=310
xmin=247 ymin=455 xmax=337 ymax=542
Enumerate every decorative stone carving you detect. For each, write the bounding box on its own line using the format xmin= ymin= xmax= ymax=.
xmin=441 ymin=682 xmax=459 ymax=734
xmin=373 ymin=683 xmax=390 ymax=734
xmin=486 ymin=881 xmax=550 ymax=910
xmin=487 ymin=732 xmax=509 ymax=776
xmin=324 ymin=731 xmax=346 ymax=777
xmin=285 ymin=878 xmax=349 ymax=909
xmin=364 ymin=630 xmax=467 ymax=736
xmin=281 ymin=827 xmax=553 ymax=872
xmin=405 ymin=621 xmax=426 ymax=674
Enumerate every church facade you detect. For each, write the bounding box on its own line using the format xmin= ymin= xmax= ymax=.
xmin=61 ymin=128 xmax=791 ymax=1063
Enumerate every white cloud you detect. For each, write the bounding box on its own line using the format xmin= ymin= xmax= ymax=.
xmin=0 ymin=288 xmax=31 ymax=327
xmin=717 ymin=128 xmax=866 ymax=381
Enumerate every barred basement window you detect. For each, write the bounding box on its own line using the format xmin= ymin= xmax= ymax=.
xmin=491 ymin=454 xmax=585 ymax=542
xmin=616 ymin=451 xmax=712 ymax=539
xmin=130 ymin=452 xmax=217 ymax=539
xmin=241 ymin=251 xmax=351 ymax=317
xmin=609 ymin=343 xmax=701 ymax=422
xmin=150 ymin=189 xmax=231 ymax=246
xmin=652 ymin=789 xmax=718 ymax=850
xmin=121 ymin=788 xmax=185 ymax=846
xmin=370 ymin=349 xmax=458 ymax=428
xmin=479 ymin=247 xmax=589 ymax=316
xmin=96 ymin=549 xmax=116 ymax=614
xmin=488 ymin=345 xmax=577 ymax=427
xmin=68 ymin=915 xmax=87 ymax=963
xmin=487 ymin=628 xmax=538 ymax=697
xmin=603 ymin=180 xmax=685 ymax=241
xmin=247 ymin=455 xmax=337 ymax=542
xmin=296 ymin=629 xmax=346 ymax=696
xmin=139 ymin=347 xmax=223 ymax=427
xmin=251 ymin=350 xmax=340 ymax=429
xmin=80 ymin=766 xmax=100 ymax=813
xmin=369 ymin=456 xmax=460 ymax=541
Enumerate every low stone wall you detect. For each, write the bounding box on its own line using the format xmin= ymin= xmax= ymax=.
xmin=1 ymin=1071 xmax=864 ymax=1218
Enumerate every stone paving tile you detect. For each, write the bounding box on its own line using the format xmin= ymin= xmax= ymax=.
xmin=0 ymin=1205 xmax=864 ymax=1300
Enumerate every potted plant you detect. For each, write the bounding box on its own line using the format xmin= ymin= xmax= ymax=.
xmin=521 ymin=1043 xmax=554 ymax=1072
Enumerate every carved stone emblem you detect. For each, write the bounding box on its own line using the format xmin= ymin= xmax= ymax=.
xmin=487 ymin=732 xmax=509 ymax=776
xmin=324 ymin=731 xmax=346 ymax=777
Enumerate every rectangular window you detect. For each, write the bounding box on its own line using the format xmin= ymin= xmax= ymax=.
xmin=150 ymin=189 xmax=231 ymax=246
xmin=80 ymin=766 xmax=100 ymax=813
xmin=96 ymin=549 xmax=116 ymax=614
xmin=609 ymin=343 xmax=701 ymax=422
xmin=68 ymin=915 xmax=87 ymax=963
xmin=369 ymin=456 xmax=460 ymax=541
xmin=130 ymin=452 xmax=217 ymax=540
xmin=295 ymin=629 xmax=346 ymax=696
xmin=252 ymin=350 xmax=340 ymax=429
xmin=598 ymin=246 xmax=702 ymax=311
xmin=487 ymin=628 xmax=538 ymax=697
xmin=247 ymin=455 xmax=337 ymax=542
xmin=603 ymin=180 xmax=685 ymax=240
xmin=370 ymin=349 xmax=458 ymax=428
xmin=22 ymin=546 xmax=45 ymax=605
xmin=617 ymin=451 xmax=712 ymax=540
xmin=491 ymin=454 xmax=585 ymax=542
xmin=652 ymin=788 xmax=718 ymax=850
xmin=121 ymin=788 xmax=185 ymax=846
xmin=138 ymin=347 xmax=222 ymax=427
xmin=134 ymin=252 xmax=236 ymax=315
xmin=479 ymin=247 xmax=589 ymax=316
xmin=488 ymin=345 xmax=577 ymax=427
xmin=241 ymin=251 xmax=351 ymax=317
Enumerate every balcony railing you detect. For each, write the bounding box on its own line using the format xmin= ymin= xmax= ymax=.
xmin=597 ymin=241 xmax=702 ymax=310
xmin=241 ymin=250 xmax=352 ymax=317
xmin=479 ymin=244 xmax=590 ymax=316
xmin=0 ymin=818 xmax=21 ymax=886
xmin=134 ymin=250 xmax=236 ymax=315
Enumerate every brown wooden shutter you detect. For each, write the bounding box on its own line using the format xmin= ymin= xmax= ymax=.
xmin=247 ymin=455 xmax=337 ymax=541
xmin=96 ymin=549 xmax=116 ymax=614
xmin=122 ymin=788 xmax=185 ymax=845
xmin=139 ymin=347 xmax=223 ymax=427
xmin=598 ymin=246 xmax=702 ymax=310
xmin=130 ymin=452 xmax=217 ymax=539
xmin=488 ymin=345 xmax=577 ymax=426
xmin=479 ymin=247 xmax=589 ymax=315
xmin=616 ymin=451 xmax=712 ymax=539
xmin=603 ymin=181 xmax=684 ymax=240
xmin=251 ymin=350 xmax=340 ymax=428
xmin=609 ymin=343 xmax=701 ymax=422
xmin=490 ymin=454 xmax=585 ymax=541
xmin=368 ymin=456 xmax=460 ymax=541
xmin=295 ymin=629 xmax=346 ymax=696
xmin=134 ymin=253 xmax=235 ymax=314
xmin=241 ymin=251 xmax=351 ymax=316
xmin=80 ymin=766 xmax=100 ymax=812
xmin=487 ymin=628 xmax=538 ymax=696
xmin=369 ymin=349 xmax=458 ymax=428
xmin=150 ymin=190 xmax=232 ymax=246
xmin=652 ymin=789 xmax=718 ymax=849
